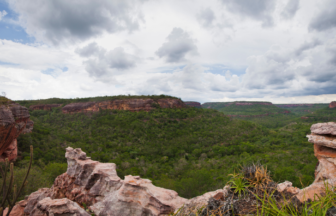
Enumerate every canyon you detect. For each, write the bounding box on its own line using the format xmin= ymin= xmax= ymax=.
xmin=0 ymin=100 xmax=33 ymax=162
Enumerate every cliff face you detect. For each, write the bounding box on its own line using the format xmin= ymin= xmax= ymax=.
xmin=62 ymin=98 xmax=186 ymax=114
xmin=184 ymin=101 xmax=202 ymax=108
xmin=30 ymin=104 xmax=62 ymax=111
xmin=330 ymin=101 xmax=336 ymax=109
xmin=0 ymin=100 xmax=34 ymax=161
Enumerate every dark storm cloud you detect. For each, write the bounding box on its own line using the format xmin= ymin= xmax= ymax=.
xmin=156 ymin=28 xmax=198 ymax=63
xmin=8 ymin=0 xmax=145 ymax=45
xmin=309 ymin=4 xmax=336 ymax=31
xmin=219 ymin=0 xmax=277 ymax=27
xmin=281 ymin=0 xmax=300 ymax=19
xmin=197 ymin=8 xmax=216 ymax=28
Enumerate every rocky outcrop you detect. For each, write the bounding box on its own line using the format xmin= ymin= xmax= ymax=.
xmin=330 ymin=101 xmax=336 ymax=109
xmin=62 ymin=98 xmax=186 ymax=114
xmin=294 ymin=122 xmax=336 ymax=202
xmin=12 ymin=147 xmax=188 ymax=215
xmin=184 ymin=101 xmax=202 ymax=108
xmin=0 ymin=100 xmax=34 ymax=162
xmin=9 ymin=147 xmax=230 ymax=216
xmin=30 ymin=104 xmax=62 ymax=111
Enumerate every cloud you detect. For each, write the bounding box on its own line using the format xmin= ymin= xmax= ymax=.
xmin=309 ymin=3 xmax=336 ymax=31
xmin=77 ymin=43 xmax=138 ymax=81
xmin=219 ymin=0 xmax=277 ymax=27
xmin=75 ymin=42 xmax=102 ymax=58
xmin=156 ymin=28 xmax=198 ymax=63
xmin=294 ymin=39 xmax=321 ymax=56
xmin=0 ymin=39 xmax=70 ymax=70
xmin=197 ymin=8 xmax=216 ymax=28
xmin=0 ymin=10 xmax=7 ymax=21
xmin=281 ymin=0 xmax=300 ymax=19
xmin=8 ymin=0 xmax=146 ymax=45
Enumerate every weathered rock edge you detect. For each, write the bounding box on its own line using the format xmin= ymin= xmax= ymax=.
xmin=10 ymin=147 xmax=227 ymax=216
xmin=0 ymin=101 xmax=33 ymax=161
xmin=293 ymin=122 xmax=336 ymax=202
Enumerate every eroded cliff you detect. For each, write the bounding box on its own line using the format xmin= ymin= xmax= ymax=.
xmin=0 ymin=98 xmax=33 ymax=161
xmin=62 ymin=98 xmax=186 ymax=114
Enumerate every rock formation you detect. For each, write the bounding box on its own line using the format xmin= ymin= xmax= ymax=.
xmin=8 ymin=147 xmax=228 ymax=216
xmin=62 ymin=98 xmax=186 ymax=114
xmin=293 ymin=122 xmax=336 ymax=202
xmin=330 ymin=101 xmax=336 ymax=109
xmin=184 ymin=101 xmax=202 ymax=108
xmin=29 ymin=104 xmax=62 ymax=111
xmin=0 ymin=100 xmax=34 ymax=162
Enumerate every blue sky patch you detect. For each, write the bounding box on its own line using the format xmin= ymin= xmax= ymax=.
xmin=0 ymin=1 xmax=35 ymax=44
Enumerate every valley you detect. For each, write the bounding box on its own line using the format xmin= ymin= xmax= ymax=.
xmin=1 ymin=95 xmax=336 ymax=215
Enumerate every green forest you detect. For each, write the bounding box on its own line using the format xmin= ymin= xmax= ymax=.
xmin=8 ymin=97 xmax=336 ymax=201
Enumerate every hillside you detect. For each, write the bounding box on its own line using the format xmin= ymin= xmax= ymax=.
xmin=10 ymin=96 xmax=317 ymax=200
xmin=275 ymin=103 xmax=329 ymax=115
xmin=202 ymin=101 xmax=297 ymax=128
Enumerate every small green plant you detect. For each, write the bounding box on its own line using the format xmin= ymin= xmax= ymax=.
xmin=227 ymin=172 xmax=250 ymax=198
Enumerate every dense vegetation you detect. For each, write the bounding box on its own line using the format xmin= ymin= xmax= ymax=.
xmin=13 ymin=102 xmax=318 ymax=199
xmin=275 ymin=104 xmax=329 ymax=115
xmin=15 ymin=94 xmax=179 ymax=108
xmin=299 ymin=106 xmax=336 ymax=123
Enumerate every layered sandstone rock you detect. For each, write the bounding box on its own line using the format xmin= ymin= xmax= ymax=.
xmin=0 ymin=100 xmax=34 ymax=161
xmin=62 ymin=98 xmax=186 ymax=114
xmin=15 ymin=147 xmax=187 ymax=215
xmin=329 ymin=101 xmax=336 ymax=109
xmin=294 ymin=122 xmax=336 ymax=202
xmin=30 ymin=104 xmax=62 ymax=111
xmin=184 ymin=101 xmax=202 ymax=108
xmin=9 ymin=147 xmax=230 ymax=216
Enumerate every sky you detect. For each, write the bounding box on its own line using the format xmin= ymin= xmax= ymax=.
xmin=0 ymin=0 xmax=335 ymax=104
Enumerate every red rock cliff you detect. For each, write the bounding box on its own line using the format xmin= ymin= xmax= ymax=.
xmin=184 ymin=101 xmax=202 ymax=108
xmin=62 ymin=98 xmax=186 ymax=114
xmin=0 ymin=99 xmax=34 ymax=162
xmin=30 ymin=104 xmax=62 ymax=111
xmin=330 ymin=101 xmax=336 ymax=109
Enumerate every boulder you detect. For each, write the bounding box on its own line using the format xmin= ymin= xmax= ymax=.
xmin=0 ymin=100 xmax=33 ymax=161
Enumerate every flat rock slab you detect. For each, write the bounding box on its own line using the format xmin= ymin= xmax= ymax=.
xmin=310 ymin=122 xmax=336 ymax=135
